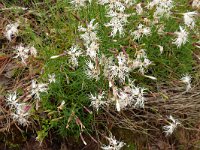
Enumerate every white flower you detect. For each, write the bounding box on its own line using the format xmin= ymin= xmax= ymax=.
xmin=86 ymin=42 xmax=99 ymax=59
xmin=101 ymin=133 xmax=126 ymax=150
xmin=134 ymin=49 xmax=152 ymax=74
xmin=29 ymin=46 xmax=37 ymax=57
xmin=4 ymin=22 xmax=19 ymax=41
xmin=48 ymin=74 xmax=56 ymax=83
xmin=181 ymin=74 xmax=191 ymax=84
xmin=181 ymin=74 xmax=192 ymax=92
xmin=117 ymin=52 xmax=127 ymax=66
xmin=98 ymin=0 xmax=126 ymax=12
xmin=6 ymin=91 xmax=30 ymax=126
xmin=136 ymin=3 xmax=143 ymax=15
xmin=5 ymin=91 xmax=18 ymax=109
xmin=104 ymin=52 xmax=130 ymax=83
xmin=147 ymin=0 xmax=159 ymax=9
xmin=109 ymin=63 xmax=129 ymax=83
xmin=68 ymin=45 xmax=82 ymax=68
xmin=78 ymin=19 xmax=98 ymax=33
xmin=111 ymin=83 xmax=148 ymax=111
xmin=105 ymin=19 xmax=125 ymax=37
xmin=31 ymin=80 xmax=48 ymax=100
xmin=98 ymin=0 xmax=109 ymax=5
xmin=11 ymin=103 xmax=30 ymax=126
xmin=14 ymin=44 xmax=29 ymax=64
xmin=13 ymin=44 xmax=37 ymax=64
xmin=90 ymin=91 xmax=106 ymax=111
xmin=183 ymin=11 xmax=198 ymax=29
xmin=173 ymin=26 xmax=188 ymax=48
xmin=133 ymin=87 xmax=146 ymax=108
xmin=192 ymin=0 xmax=200 ymax=9
xmin=131 ymin=24 xmax=151 ymax=40
xmin=151 ymin=0 xmax=173 ymax=18
xmin=68 ymin=45 xmax=82 ymax=57
xmin=78 ymin=19 xmax=99 ymax=48
xmin=163 ymin=115 xmax=180 ymax=136
xmin=116 ymin=90 xmax=130 ymax=110
xmin=85 ymin=60 xmax=100 ymax=80
xmin=105 ymin=11 xmax=130 ymax=37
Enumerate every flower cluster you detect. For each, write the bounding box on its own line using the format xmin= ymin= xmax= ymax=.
xmin=104 ymin=52 xmax=130 ymax=83
xmin=111 ymin=83 xmax=147 ymax=111
xmin=88 ymin=49 xmax=153 ymax=112
xmin=5 ymin=92 xmax=30 ymax=126
xmin=147 ymin=0 xmax=173 ymax=18
xmin=99 ymin=0 xmax=132 ymax=37
xmin=78 ymin=19 xmax=102 ymax=80
xmin=78 ymin=19 xmax=99 ymax=60
xmin=11 ymin=104 xmax=31 ymax=126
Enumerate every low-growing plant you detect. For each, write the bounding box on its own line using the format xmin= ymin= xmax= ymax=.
xmin=0 ymin=0 xmax=200 ymax=149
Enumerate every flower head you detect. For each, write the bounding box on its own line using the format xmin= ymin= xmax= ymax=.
xmin=131 ymin=24 xmax=151 ymax=40
xmin=5 ymin=91 xmax=18 ymax=109
xmin=105 ymin=10 xmax=130 ymax=37
xmin=48 ymin=74 xmax=56 ymax=83
xmin=173 ymin=26 xmax=188 ymax=48
xmin=136 ymin=3 xmax=143 ymax=15
xmin=13 ymin=44 xmax=37 ymax=64
xmin=101 ymin=133 xmax=126 ymax=150
xmin=183 ymin=11 xmax=198 ymax=29
xmin=14 ymin=44 xmax=29 ymax=64
xmin=85 ymin=60 xmax=100 ymax=80
xmin=67 ymin=45 xmax=82 ymax=68
xmin=4 ymin=22 xmax=19 ymax=41
xmin=192 ymin=0 xmax=200 ymax=9
xmin=153 ymin=0 xmax=173 ymax=18
xmin=181 ymin=74 xmax=192 ymax=92
xmin=11 ymin=103 xmax=30 ymax=126
xmin=31 ymin=80 xmax=48 ymax=100
xmin=90 ymin=91 xmax=106 ymax=111
xmin=163 ymin=115 xmax=180 ymax=136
